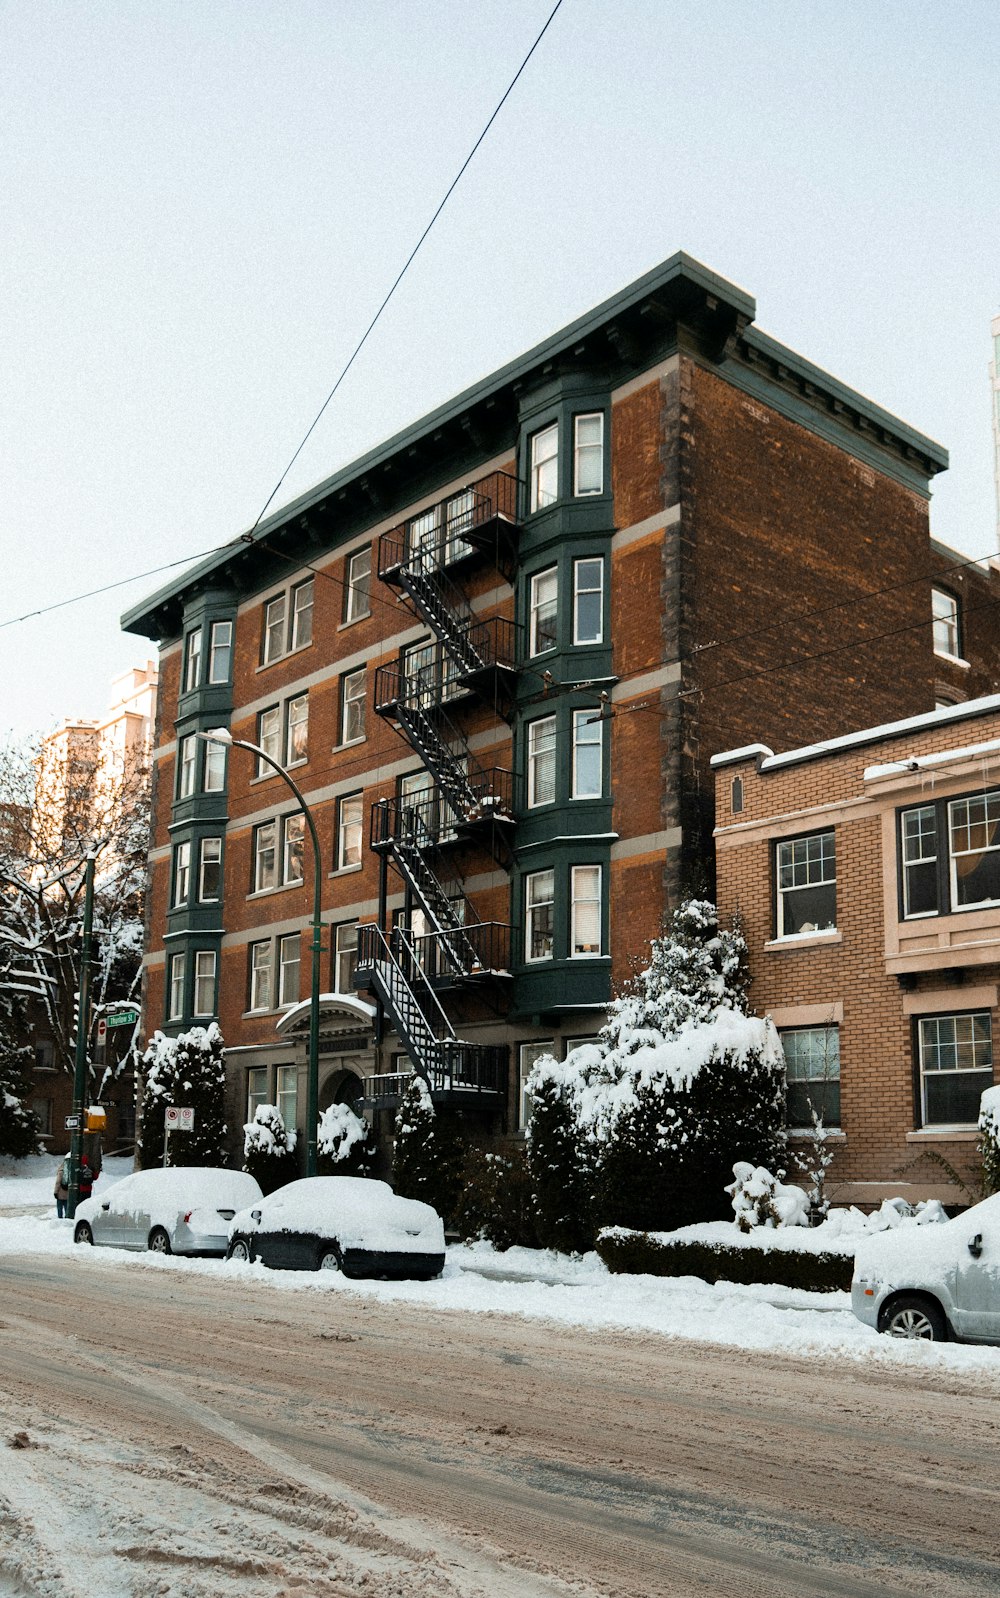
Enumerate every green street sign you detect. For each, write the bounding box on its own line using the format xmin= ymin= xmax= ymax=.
xmin=105 ymin=1010 xmax=138 ymax=1029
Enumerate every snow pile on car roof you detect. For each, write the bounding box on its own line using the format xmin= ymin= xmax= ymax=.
xmin=233 ymin=1176 xmax=444 ymax=1252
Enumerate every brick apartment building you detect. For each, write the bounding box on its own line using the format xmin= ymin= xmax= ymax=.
xmin=121 ymin=251 xmax=1000 ymax=1162
xmin=714 ymin=693 xmax=1000 ymax=1206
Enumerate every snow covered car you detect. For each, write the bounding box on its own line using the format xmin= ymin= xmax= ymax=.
xmin=73 ymin=1167 xmax=263 ymax=1257
xmin=852 ymin=1191 xmax=1000 ymax=1342
xmin=226 ymin=1176 xmax=445 ymax=1279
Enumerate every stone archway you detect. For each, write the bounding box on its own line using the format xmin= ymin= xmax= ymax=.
xmin=319 ymin=1061 xmax=367 ymax=1116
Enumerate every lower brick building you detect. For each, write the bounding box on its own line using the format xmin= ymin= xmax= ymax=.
xmin=714 ymin=694 xmax=1000 ymax=1206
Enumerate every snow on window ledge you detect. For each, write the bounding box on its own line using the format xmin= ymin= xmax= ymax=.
xmin=787 ymin=1127 xmax=846 ymax=1140
xmin=905 ymin=1128 xmax=980 ymax=1142
xmin=932 ymin=650 xmax=971 ymax=670
xmin=765 ymin=929 xmax=842 ymax=951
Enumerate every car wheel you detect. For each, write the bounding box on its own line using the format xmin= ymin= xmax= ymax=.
xmin=227 ymin=1237 xmax=252 ymax=1263
xmin=879 ymin=1295 xmax=948 ymax=1341
xmin=318 ymin=1246 xmax=342 ymax=1273
xmin=147 ymin=1227 xmax=172 ymax=1255
xmin=74 ymin=1222 xmax=93 ymax=1246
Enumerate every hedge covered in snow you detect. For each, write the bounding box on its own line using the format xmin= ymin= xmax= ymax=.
xmin=596 ymin=1228 xmax=854 ymax=1292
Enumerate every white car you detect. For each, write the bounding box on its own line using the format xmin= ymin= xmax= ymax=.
xmin=852 ymin=1191 xmax=1000 ymax=1342
xmin=227 ymin=1176 xmax=445 ymax=1279
xmin=73 ymin=1167 xmax=263 ymax=1257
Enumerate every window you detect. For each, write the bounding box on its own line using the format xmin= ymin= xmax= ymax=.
xmin=172 ymin=841 xmax=191 ymax=907
xmin=208 ymin=620 xmax=232 ymax=684
xmin=780 ymin=1027 xmax=841 ymax=1128
xmin=276 ymin=1064 xmax=298 ymax=1133
xmin=518 ymin=1040 xmax=553 ymax=1130
xmin=199 ymin=836 xmax=222 ymax=901
xmin=445 ymin=489 xmax=475 ymax=564
xmin=525 ymin=869 xmax=555 ymax=961
xmin=530 ymin=423 xmax=559 ymax=512
xmin=184 ymin=629 xmax=202 ymax=693
xmin=409 ymin=505 xmax=441 ymax=570
xmin=918 ymin=1012 xmax=993 ymax=1127
xmin=32 ymin=1097 xmax=52 ymax=1136
xmin=337 ymin=794 xmax=363 ymax=870
xmin=900 ymin=789 xmax=1000 ymax=918
xmin=776 ymin=832 xmax=836 ymax=936
xmin=257 ymin=706 xmax=281 ymax=773
xmin=931 ymin=587 xmax=961 ymax=659
xmin=527 ymin=715 xmax=557 ymax=807
xmin=334 ymin=922 xmax=358 ymax=993
xmin=193 ymin=950 xmax=216 ymax=1016
xmin=203 ymin=739 xmax=226 ymax=793
xmin=344 ymin=546 xmax=371 ymax=622
xmin=573 ymin=412 xmax=604 ymax=496
xmin=278 ymin=933 xmax=300 ymax=1007
xmin=253 ymin=821 xmax=277 ymax=892
xmin=167 ymin=953 xmax=185 ymax=1020
xmin=283 ymin=813 xmax=305 ymax=884
xmin=286 ymin=694 xmax=308 ymax=765
xmin=291 ymin=578 xmax=314 ymax=650
xmin=262 ymin=595 xmax=286 ymax=664
xmin=341 ymin=669 xmax=366 ymax=745
xmin=572 ymin=709 xmax=602 ymax=799
xmin=34 ymin=1041 xmax=55 ymax=1071
xmin=247 ymin=1066 xmax=268 ymax=1121
xmin=571 ymin=865 xmax=602 ymax=956
xmin=249 ymin=941 xmax=273 ymax=1011
xmin=529 ymin=568 xmax=558 ymax=656
xmin=573 ymin=557 xmax=604 ymax=645
xmin=177 ymin=735 xmax=197 ymax=799
xmin=731 ymin=776 xmax=744 ymax=815
xmin=404 ymin=638 xmax=437 ymax=708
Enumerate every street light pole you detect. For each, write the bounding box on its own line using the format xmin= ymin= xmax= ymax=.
xmin=67 ymin=850 xmax=97 ymax=1220
xmin=199 ymin=730 xmax=323 ymax=1176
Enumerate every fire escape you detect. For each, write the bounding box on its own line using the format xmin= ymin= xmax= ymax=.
xmin=355 ymin=472 xmax=522 ymax=1104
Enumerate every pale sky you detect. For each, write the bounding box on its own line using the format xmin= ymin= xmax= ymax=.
xmin=3 ymin=0 xmax=999 ymax=739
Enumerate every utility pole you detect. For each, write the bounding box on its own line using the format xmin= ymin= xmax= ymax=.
xmin=67 ymin=851 xmax=97 ymax=1221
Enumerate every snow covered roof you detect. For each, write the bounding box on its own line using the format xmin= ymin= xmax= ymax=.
xmin=711 ymin=693 xmax=1000 ymax=774
xmin=274 ymin=992 xmax=376 ymax=1038
xmin=864 ymin=735 xmax=1000 ymax=782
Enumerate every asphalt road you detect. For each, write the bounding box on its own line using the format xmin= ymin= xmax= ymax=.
xmin=2 ymin=1250 xmax=1000 ymax=1598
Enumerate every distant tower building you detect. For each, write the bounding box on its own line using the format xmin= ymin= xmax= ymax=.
xmin=992 ymin=312 xmax=1000 ymax=551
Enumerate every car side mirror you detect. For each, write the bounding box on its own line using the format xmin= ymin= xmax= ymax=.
xmin=101 ymin=1202 xmax=111 ymax=1211
xmin=968 ymin=1233 xmax=983 ymax=1259
xmin=251 ymin=1209 xmax=262 ymax=1222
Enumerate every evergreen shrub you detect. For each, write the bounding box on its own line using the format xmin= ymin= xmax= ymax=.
xmin=392 ymin=1075 xmax=465 ymax=1223
xmin=454 ymin=1144 xmax=538 ymax=1251
xmin=243 ymin=1103 xmax=297 ymax=1194
xmin=138 ymin=1024 xmax=228 ymax=1167
xmin=596 ymin=1229 xmax=852 ymax=1293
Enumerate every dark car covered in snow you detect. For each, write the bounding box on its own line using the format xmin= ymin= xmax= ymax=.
xmin=226 ymin=1176 xmax=445 ymax=1279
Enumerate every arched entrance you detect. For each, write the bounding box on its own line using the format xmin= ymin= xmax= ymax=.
xmin=273 ymin=992 xmax=376 ymax=1120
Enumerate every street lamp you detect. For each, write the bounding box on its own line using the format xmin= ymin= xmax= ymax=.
xmin=198 ymin=728 xmax=323 ymax=1177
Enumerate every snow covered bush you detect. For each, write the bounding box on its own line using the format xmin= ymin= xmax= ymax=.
xmin=317 ymin=1103 xmax=374 ymax=1177
xmin=726 ymin=1162 xmax=810 ymax=1231
xmin=525 ymin=1057 xmax=596 ymax=1254
xmin=137 ymin=1023 xmax=228 ymax=1168
xmin=392 ymin=1074 xmax=464 ymax=1222
xmin=791 ymin=1107 xmax=836 ymax=1221
xmin=454 ymin=1144 xmax=538 ymax=1252
xmin=243 ymin=1104 xmax=297 ymax=1194
xmin=979 ymin=1085 xmax=1000 ymax=1195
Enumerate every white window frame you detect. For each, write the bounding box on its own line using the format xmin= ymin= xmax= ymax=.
xmin=525 ymin=869 xmax=555 ymax=962
xmin=291 ymin=578 xmax=314 ymax=650
xmin=262 ymin=594 xmax=286 ymax=664
xmin=276 ymin=1064 xmax=298 ymax=1134
xmin=198 ymin=836 xmax=222 ymax=902
xmin=776 ymin=832 xmax=837 ymax=937
xmin=283 ymin=812 xmax=305 ymax=884
xmin=344 ymin=546 xmax=371 ymax=622
xmin=172 ymin=841 xmax=191 ymax=908
xmin=249 ymin=941 xmax=273 ymax=1012
xmin=334 ymin=922 xmax=358 ymax=993
xmin=183 ymin=629 xmax=202 ymax=694
xmin=918 ymin=1012 xmax=994 ymax=1129
xmin=573 ymin=412 xmax=604 ymax=496
xmin=178 ymin=735 xmax=197 ymax=799
xmin=530 ymin=422 xmax=559 ymax=512
xmin=257 ymin=705 xmax=281 ymax=774
xmin=931 ymin=587 xmax=961 ymax=659
xmin=572 ymin=709 xmax=602 ymax=799
xmin=948 ymin=790 xmax=1000 ymax=911
xmin=529 ymin=567 xmax=558 ymax=657
xmin=203 ymin=739 xmax=226 ymax=794
xmin=167 ymin=953 xmax=185 ymax=1021
xmin=278 ymin=933 xmax=300 ymax=1007
xmin=780 ymin=1026 xmax=841 ymax=1129
xmin=286 ymin=693 xmax=308 ymax=767
xmin=573 ymin=557 xmax=604 ymax=645
xmin=337 ymin=794 xmax=363 ymax=871
xmin=208 ymin=620 xmax=232 ymax=684
xmin=247 ymin=1066 xmax=268 ymax=1121
xmin=518 ymin=1039 xmax=554 ymax=1131
xmin=341 ymin=669 xmax=366 ymax=745
xmin=570 ymin=864 xmax=602 ymax=957
xmin=193 ymin=950 xmax=217 ymax=1017
xmin=527 ymin=715 xmax=557 ymax=808
xmin=254 ymin=821 xmax=277 ymax=893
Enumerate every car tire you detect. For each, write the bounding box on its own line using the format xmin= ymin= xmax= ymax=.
xmin=227 ymin=1237 xmax=252 ymax=1263
xmin=148 ymin=1227 xmax=172 ymax=1255
xmin=318 ymin=1246 xmax=342 ymax=1273
xmin=74 ymin=1221 xmax=93 ymax=1246
xmin=879 ymin=1294 xmax=949 ymax=1341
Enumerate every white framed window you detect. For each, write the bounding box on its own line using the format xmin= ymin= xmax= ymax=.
xmin=177 ymin=735 xmax=197 ymax=799
xmin=172 ymin=841 xmax=191 ymax=907
xmin=918 ymin=1012 xmax=993 ymax=1128
xmin=949 ymin=791 xmax=1000 ymax=910
xmin=291 ymin=578 xmax=314 ymax=650
xmin=167 ymin=952 xmax=185 ymax=1021
xmin=527 ymin=715 xmax=557 ymax=807
xmin=780 ymin=1026 xmax=841 ymax=1128
xmin=286 ymin=694 xmax=308 ymax=766
xmin=262 ymin=594 xmax=286 ymax=664
xmin=445 ymin=489 xmax=475 ymax=563
xmin=571 ymin=865 xmax=602 ymax=956
xmin=276 ymin=1064 xmax=298 ymax=1133
xmin=525 ymin=869 xmax=555 ymax=962
xmin=572 ymin=709 xmax=602 ymax=799
xmin=198 ymin=836 xmax=222 ymax=901
xmin=337 ymin=794 xmax=363 ymax=870
xmin=931 ymin=587 xmax=961 ymax=659
xmin=203 ymin=739 xmax=226 ymax=793
xmin=404 ymin=638 xmax=437 ymax=708
xmin=257 ymin=706 xmax=281 ymax=773
xmin=254 ymin=821 xmax=277 ymax=893
xmin=409 ymin=504 xmax=441 ymax=570
xmin=208 ymin=620 xmax=232 ymax=684
xmin=344 ymin=546 xmax=371 ymax=622
xmin=247 ymin=1066 xmax=268 ymax=1120
xmin=573 ymin=412 xmax=604 ymax=496
xmin=518 ymin=1039 xmax=553 ymax=1130
xmin=283 ymin=813 xmax=305 ymax=884
xmin=183 ymin=629 xmax=202 ymax=693
xmin=341 ymin=669 xmax=366 ymax=745
xmin=573 ymin=557 xmax=604 ymax=645
xmin=334 ymin=922 xmax=358 ymax=993
xmin=530 ymin=423 xmax=559 ymax=512
xmin=278 ymin=933 xmax=300 ymax=1007
xmin=529 ymin=567 xmax=558 ymax=656
xmin=902 ymin=804 xmax=938 ymax=918
xmin=776 ymin=832 xmax=836 ymax=936
xmin=193 ymin=950 xmax=217 ymax=1017
xmin=249 ymin=941 xmax=272 ymax=1011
